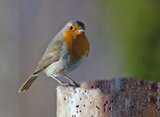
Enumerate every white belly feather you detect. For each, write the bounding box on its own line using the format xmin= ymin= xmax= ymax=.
xmin=44 ymin=55 xmax=87 ymax=77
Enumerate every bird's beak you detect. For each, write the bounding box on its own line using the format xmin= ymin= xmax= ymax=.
xmin=77 ymin=29 xmax=85 ymax=34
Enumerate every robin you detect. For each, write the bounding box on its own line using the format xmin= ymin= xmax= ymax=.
xmin=18 ymin=20 xmax=90 ymax=93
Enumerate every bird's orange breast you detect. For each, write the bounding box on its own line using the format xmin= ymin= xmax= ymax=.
xmin=63 ymin=32 xmax=89 ymax=63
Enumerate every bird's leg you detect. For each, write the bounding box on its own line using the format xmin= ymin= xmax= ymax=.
xmin=50 ymin=74 xmax=70 ymax=86
xmin=64 ymin=75 xmax=79 ymax=87
xmin=50 ymin=75 xmax=63 ymax=85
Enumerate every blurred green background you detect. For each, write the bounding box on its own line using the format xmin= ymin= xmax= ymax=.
xmin=99 ymin=0 xmax=160 ymax=81
xmin=0 ymin=0 xmax=160 ymax=117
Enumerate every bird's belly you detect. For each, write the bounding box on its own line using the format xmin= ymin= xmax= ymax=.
xmin=44 ymin=55 xmax=87 ymax=77
xmin=44 ymin=59 xmax=65 ymax=77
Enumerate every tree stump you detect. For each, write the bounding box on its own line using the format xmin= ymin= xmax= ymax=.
xmin=57 ymin=78 xmax=160 ymax=117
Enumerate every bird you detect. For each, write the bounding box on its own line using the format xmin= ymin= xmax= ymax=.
xmin=18 ymin=20 xmax=90 ymax=93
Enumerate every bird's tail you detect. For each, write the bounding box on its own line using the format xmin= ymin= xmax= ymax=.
xmin=18 ymin=74 xmax=39 ymax=93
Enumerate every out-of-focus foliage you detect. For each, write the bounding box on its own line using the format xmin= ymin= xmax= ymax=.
xmin=100 ymin=0 xmax=160 ymax=81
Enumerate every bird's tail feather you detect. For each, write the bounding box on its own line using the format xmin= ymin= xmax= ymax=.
xmin=18 ymin=74 xmax=39 ymax=93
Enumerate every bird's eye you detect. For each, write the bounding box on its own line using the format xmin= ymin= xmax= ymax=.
xmin=69 ymin=26 xmax=73 ymax=30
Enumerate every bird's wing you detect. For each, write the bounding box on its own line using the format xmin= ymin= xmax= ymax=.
xmin=33 ymin=40 xmax=63 ymax=74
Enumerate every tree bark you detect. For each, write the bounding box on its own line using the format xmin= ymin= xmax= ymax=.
xmin=57 ymin=78 xmax=160 ymax=117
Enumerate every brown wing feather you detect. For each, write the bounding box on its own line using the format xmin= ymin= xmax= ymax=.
xmin=33 ymin=41 xmax=63 ymax=74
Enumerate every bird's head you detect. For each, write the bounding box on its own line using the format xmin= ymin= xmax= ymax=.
xmin=63 ymin=20 xmax=86 ymax=40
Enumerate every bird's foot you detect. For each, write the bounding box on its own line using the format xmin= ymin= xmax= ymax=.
xmin=64 ymin=75 xmax=80 ymax=87
xmin=71 ymin=82 xmax=80 ymax=87
xmin=61 ymin=82 xmax=79 ymax=87
xmin=61 ymin=82 xmax=72 ymax=86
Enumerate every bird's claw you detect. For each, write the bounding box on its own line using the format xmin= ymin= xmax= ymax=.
xmin=61 ymin=82 xmax=72 ymax=86
xmin=61 ymin=82 xmax=79 ymax=87
xmin=71 ymin=82 xmax=80 ymax=87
